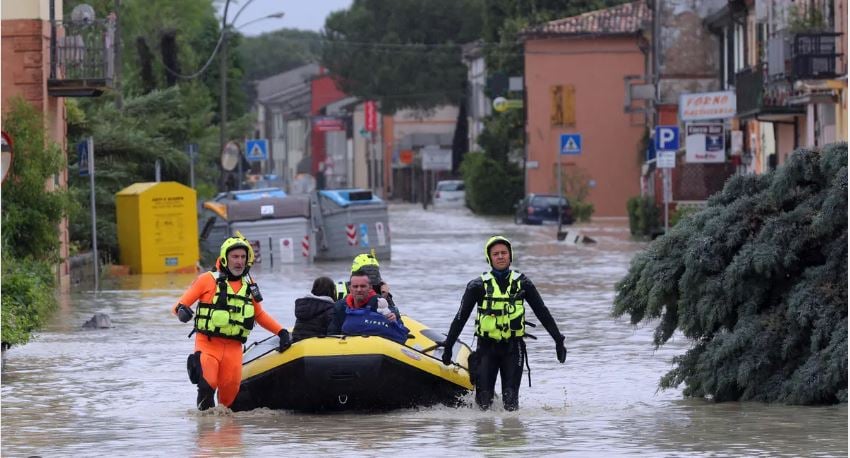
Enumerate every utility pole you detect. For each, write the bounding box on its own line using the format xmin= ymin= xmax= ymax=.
xmin=114 ymin=0 xmax=122 ymax=109
xmin=220 ymin=25 xmax=229 ymax=189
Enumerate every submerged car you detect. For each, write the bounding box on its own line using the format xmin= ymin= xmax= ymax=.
xmin=433 ymin=180 xmax=466 ymax=208
xmin=514 ymin=194 xmax=573 ymax=225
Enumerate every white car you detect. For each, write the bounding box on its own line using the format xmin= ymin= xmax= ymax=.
xmin=433 ymin=180 xmax=466 ymax=208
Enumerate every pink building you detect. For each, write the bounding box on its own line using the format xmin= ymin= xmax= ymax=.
xmin=522 ymin=1 xmax=651 ymax=217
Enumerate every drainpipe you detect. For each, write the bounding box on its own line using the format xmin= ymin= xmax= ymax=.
xmin=50 ymin=0 xmax=57 ymax=79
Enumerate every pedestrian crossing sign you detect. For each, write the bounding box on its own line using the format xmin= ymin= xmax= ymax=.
xmin=560 ymin=133 xmax=582 ymax=155
xmin=245 ymin=139 xmax=268 ymax=161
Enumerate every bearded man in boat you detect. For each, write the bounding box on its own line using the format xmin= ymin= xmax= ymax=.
xmin=328 ymin=269 xmax=408 ymax=343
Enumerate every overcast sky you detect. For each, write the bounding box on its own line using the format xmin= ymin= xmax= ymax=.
xmin=218 ymin=0 xmax=353 ymax=36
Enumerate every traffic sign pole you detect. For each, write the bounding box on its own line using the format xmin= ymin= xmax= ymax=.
xmin=654 ymin=126 xmax=679 ymax=235
xmin=87 ymin=136 xmax=98 ymax=291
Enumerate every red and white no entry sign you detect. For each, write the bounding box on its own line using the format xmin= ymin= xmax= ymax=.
xmin=1 ymin=131 xmax=13 ymax=184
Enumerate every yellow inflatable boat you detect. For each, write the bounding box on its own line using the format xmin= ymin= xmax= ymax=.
xmin=231 ymin=316 xmax=473 ymax=412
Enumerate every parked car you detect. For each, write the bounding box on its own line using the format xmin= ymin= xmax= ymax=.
xmin=433 ymin=180 xmax=466 ymax=208
xmin=514 ymin=194 xmax=573 ymax=225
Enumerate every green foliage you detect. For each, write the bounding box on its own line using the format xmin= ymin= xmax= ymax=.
xmin=1 ymin=98 xmax=72 ymax=260
xmin=68 ymin=86 xmax=236 ymax=261
xmin=626 ymin=196 xmax=661 ymax=238
xmin=1 ymin=255 xmax=58 ymax=347
xmin=460 ymin=152 xmax=523 ymax=214
xmin=552 ymin=166 xmax=595 ymax=222
xmin=478 ymin=108 xmax=524 ymax=164
xmin=320 ymin=0 xmax=483 ymax=113
xmin=571 ymin=201 xmax=595 ymax=223
xmin=613 ymin=143 xmax=848 ymax=404
xmin=670 ymin=203 xmax=702 ymax=227
xmin=1 ymin=99 xmax=72 ymax=347
xmin=787 ymin=3 xmax=828 ymax=32
xmin=239 ymin=29 xmax=322 ymax=83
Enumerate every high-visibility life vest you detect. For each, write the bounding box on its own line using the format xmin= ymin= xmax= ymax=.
xmin=475 ymin=270 xmax=525 ymax=340
xmin=194 ymin=272 xmax=256 ymax=342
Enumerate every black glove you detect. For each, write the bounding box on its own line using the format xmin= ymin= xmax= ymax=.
xmin=441 ymin=344 xmax=453 ymax=366
xmin=555 ymin=336 xmax=567 ymax=363
xmin=176 ymin=304 xmax=194 ymax=323
xmin=277 ymin=329 xmax=292 ymax=353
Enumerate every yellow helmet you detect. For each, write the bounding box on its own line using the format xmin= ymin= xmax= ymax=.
xmin=219 ymin=235 xmax=254 ymax=268
xmin=351 ymin=253 xmax=379 ymax=273
xmin=484 ymin=235 xmax=512 ymax=267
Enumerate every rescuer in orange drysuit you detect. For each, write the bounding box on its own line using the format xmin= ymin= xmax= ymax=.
xmin=172 ymin=235 xmax=291 ymax=410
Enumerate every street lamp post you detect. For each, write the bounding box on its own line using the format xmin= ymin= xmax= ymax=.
xmin=218 ymin=5 xmax=285 ymax=191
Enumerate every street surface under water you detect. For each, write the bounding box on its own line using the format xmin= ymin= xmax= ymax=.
xmin=2 ymin=204 xmax=847 ymax=457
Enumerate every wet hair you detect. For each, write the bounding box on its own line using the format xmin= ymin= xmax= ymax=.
xmin=350 ymin=269 xmax=370 ymax=282
xmin=311 ymin=276 xmax=336 ymax=298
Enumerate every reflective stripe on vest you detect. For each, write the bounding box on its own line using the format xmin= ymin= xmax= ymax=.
xmin=194 ymin=272 xmax=256 ymax=342
xmin=475 ymin=270 xmax=525 ymax=340
xmin=336 ymin=281 xmax=349 ymax=301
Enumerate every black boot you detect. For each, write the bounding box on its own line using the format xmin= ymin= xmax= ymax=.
xmin=197 ymin=377 xmax=215 ymax=411
xmin=475 ymin=390 xmax=494 ymax=411
xmin=503 ymin=389 xmax=519 ymax=411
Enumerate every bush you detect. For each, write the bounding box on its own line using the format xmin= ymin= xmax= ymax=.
xmin=1 ymin=255 xmax=57 ymax=346
xmin=1 ymin=98 xmax=71 ymax=347
xmin=613 ymin=143 xmax=848 ymax=404
xmin=626 ymin=196 xmax=660 ymax=238
xmin=460 ymin=152 xmax=523 ymax=214
xmin=571 ymin=200 xmax=594 ymax=223
xmin=670 ymin=203 xmax=702 ymax=227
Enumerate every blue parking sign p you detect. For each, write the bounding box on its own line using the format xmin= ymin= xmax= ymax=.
xmin=655 ymin=126 xmax=679 ymax=151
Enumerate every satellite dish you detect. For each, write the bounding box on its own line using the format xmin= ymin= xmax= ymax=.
xmin=70 ymin=4 xmax=96 ymax=24
xmin=221 ymin=141 xmax=240 ymax=171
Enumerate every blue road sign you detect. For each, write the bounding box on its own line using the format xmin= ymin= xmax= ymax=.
xmin=655 ymin=126 xmax=680 ymax=151
xmin=560 ymin=133 xmax=582 ymax=155
xmin=77 ymin=140 xmax=89 ymax=176
xmin=245 ymin=139 xmax=268 ymax=161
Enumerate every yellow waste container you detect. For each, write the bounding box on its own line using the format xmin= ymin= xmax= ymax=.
xmin=115 ymin=182 xmax=199 ymax=274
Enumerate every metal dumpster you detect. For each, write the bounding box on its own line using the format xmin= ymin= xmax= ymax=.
xmin=200 ymin=189 xmax=314 ymax=268
xmin=312 ymin=189 xmax=391 ymax=261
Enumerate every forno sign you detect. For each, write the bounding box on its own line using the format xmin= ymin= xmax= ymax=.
xmin=679 ymin=91 xmax=736 ymax=121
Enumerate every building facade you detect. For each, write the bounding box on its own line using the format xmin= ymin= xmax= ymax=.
xmin=522 ymin=1 xmax=651 ymax=217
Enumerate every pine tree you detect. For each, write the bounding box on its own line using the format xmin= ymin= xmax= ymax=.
xmin=613 ymin=143 xmax=848 ymax=404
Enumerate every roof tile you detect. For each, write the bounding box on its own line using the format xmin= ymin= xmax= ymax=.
xmin=524 ymin=0 xmax=650 ymax=37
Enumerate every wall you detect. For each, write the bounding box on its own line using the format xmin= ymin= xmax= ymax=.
xmin=2 ymin=1 xmax=70 ymax=290
xmin=656 ymin=0 xmax=725 ymax=103
xmin=525 ymin=36 xmax=645 ymax=217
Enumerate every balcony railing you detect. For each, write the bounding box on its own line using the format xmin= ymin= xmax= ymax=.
xmin=792 ymin=32 xmax=842 ymax=79
xmin=766 ymin=30 xmax=843 ymax=81
xmin=48 ymin=17 xmax=115 ymax=97
xmin=735 ymin=64 xmax=803 ymax=118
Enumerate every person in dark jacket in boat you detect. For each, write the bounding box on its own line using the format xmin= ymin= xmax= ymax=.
xmin=440 ymin=235 xmax=567 ymax=411
xmin=291 ymin=276 xmax=337 ymax=342
xmin=328 ymin=269 xmax=408 ymax=343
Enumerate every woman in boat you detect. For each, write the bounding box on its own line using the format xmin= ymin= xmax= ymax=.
xmin=292 ymin=276 xmax=337 ymax=342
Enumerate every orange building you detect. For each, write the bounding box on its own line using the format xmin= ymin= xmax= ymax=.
xmin=522 ymin=1 xmax=651 ymax=217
